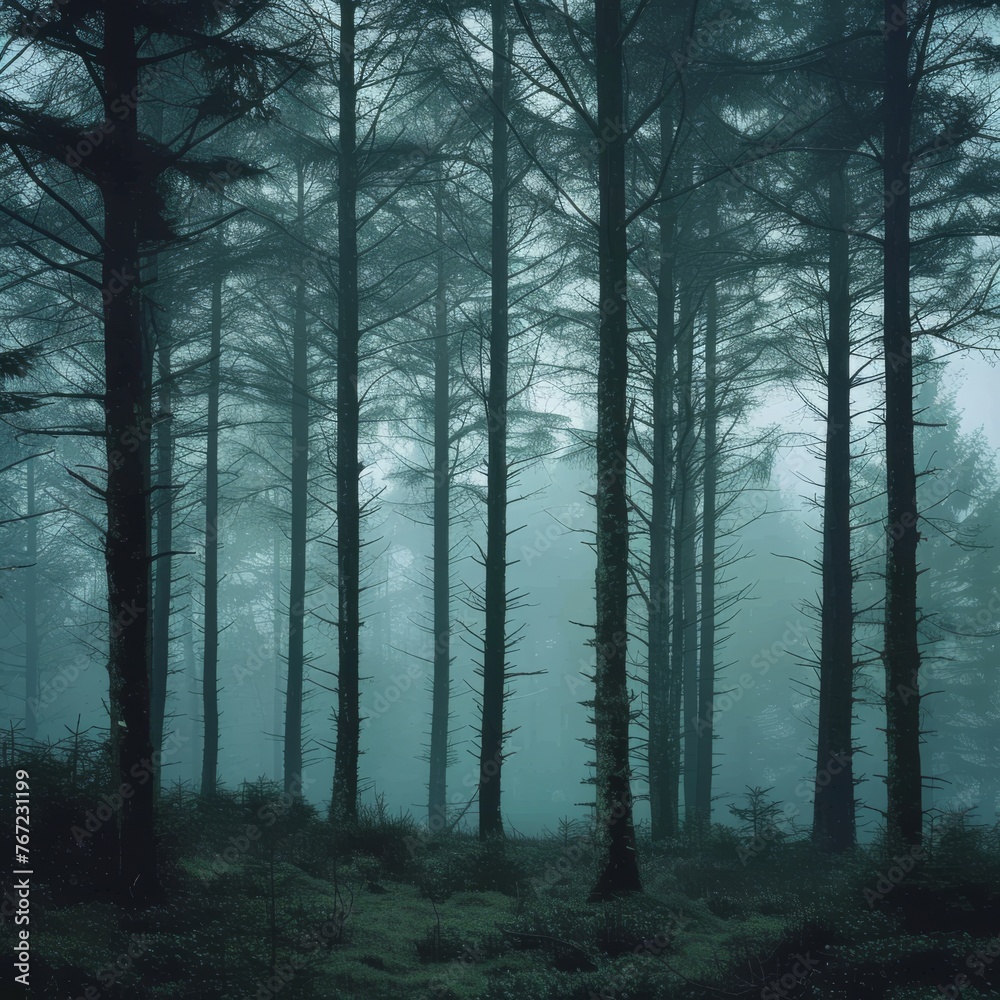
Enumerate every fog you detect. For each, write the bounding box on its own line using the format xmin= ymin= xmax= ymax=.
xmin=2 ymin=1 xmax=999 ymax=997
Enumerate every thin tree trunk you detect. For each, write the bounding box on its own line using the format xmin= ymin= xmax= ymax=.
xmin=285 ymin=162 xmax=308 ymax=795
xmin=429 ymin=181 xmax=451 ymax=831
xmin=882 ymin=0 xmax=922 ymax=850
xmin=675 ymin=290 xmax=699 ymax=826
xmin=200 ymin=270 xmax=222 ymax=799
xmin=479 ymin=0 xmax=509 ymax=841
xmin=694 ymin=272 xmax=717 ymax=830
xmin=591 ymin=0 xmax=641 ymax=899
xmin=146 ymin=84 xmax=171 ymax=790
xmin=24 ymin=458 xmax=38 ymax=740
xmin=333 ymin=1 xmax=361 ymax=823
xmin=668 ymin=442 xmax=684 ymax=831
xmin=647 ymin=100 xmax=677 ymax=842
xmin=813 ymin=163 xmax=856 ymax=852
xmin=184 ymin=619 xmax=199 ymax=786
xmin=273 ymin=535 xmax=284 ymax=783
xmin=150 ymin=269 xmax=172 ymax=783
xmin=102 ymin=3 xmax=159 ymax=901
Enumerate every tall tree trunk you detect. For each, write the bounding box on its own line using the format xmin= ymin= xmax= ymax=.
xmin=285 ymin=162 xmax=308 ymax=795
xmin=333 ymin=1 xmax=361 ymax=823
xmin=184 ymin=619 xmax=199 ymax=786
xmin=668 ymin=437 xmax=685 ymax=831
xmin=813 ymin=163 xmax=856 ymax=852
xmin=479 ymin=0 xmax=509 ymax=841
xmin=150 ymin=266 xmax=172 ymax=786
xmin=429 ymin=181 xmax=451 ymax=831
xmin=200 ymin=270 xmax=222 ymax=799
xmin=591 ymin=0 xmax=641 ymax=899
xmin=647 ymin=100 xmax=677 ymax=842
xmin=675 ymin=290 xmax=699 ymax=826
xmin=273 ymin=535 xmax=284 ymax=782
xmin=24 ymin=458 xmax=38 ymax=740
xmin=146 ymin=83 xmax=171 ymax=792
xmin=882 ymin=0 xmax=922 ymax=850
xmin=101 ymin=3 xmax=158 ymax=900
xmin=694 ymin=272 xmax=717 ymax=830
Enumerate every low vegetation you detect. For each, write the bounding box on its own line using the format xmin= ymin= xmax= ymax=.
xmin=4 ymin=739 xmax=999 ymax=999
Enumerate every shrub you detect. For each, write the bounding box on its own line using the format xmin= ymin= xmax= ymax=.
xmin=331 ymin=792 xmax=420 ymax=877
xmin=414 ymin=835 xmax=530 ymax=899
xmin=1 ymin=730 xmax=122 ymax=904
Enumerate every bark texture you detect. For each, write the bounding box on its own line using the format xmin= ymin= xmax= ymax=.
xmin=591 ymin=0 xmax=641 ymax=899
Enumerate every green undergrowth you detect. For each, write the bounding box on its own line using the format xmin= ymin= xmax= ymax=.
xmin=4 ymin=758 xmax=1000 ymax=999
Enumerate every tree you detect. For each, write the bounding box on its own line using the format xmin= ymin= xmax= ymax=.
xmin=589 ymin=0 xmax=642 ymax=898
xmin=0 ymin=0 xmax=299 ymax=900
xmin=201 ymin=259 xmax=223 ymax=798
xmin=876 ymin=0 xmax=1000 ymax=849
xmin=301 ymin=0 xmax=436 ymax=822
xmin=385 ymin=164 xmax=481 ymax=831
xmin=478 ymin=0 xmax=512 ymax=841
xmin=880 ymin=0 xmax=923 ymax=852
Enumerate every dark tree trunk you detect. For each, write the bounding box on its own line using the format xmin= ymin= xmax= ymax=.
xmin=647 ymin=99 xmax=677 ymax=842
xmin=333 ymin=2 xmax=361 ymax=823
xmin=675 ymin=290 xmax=698 ymax=826
xmin=285 ymin=162 xmax=309 ymax=795
xmin=813 ymin=163 xmax=856 ymax=852
xmin=479 ymin=0 xmax=509 ymax=842
xmin=200 ymin=271 xmax=222 ymax=799
xmin=184 ymin=620 xmax=199 ymax=787
xmin=681 ymin=493 xmax=698 ymax=825
xmin=273 ymin=535 xmax=284 ymax=782
xmin=882 ymin=0 xmax=922 ymax=850
xmin=150 ymin=267 xmax=172 ymax=784
xmin=146 ymin=86 xmax=171 ymax=790
xmin=668 ymin=443 xmax=685 ymax=830
xmin=590 ymin=0 xmax=641 ymax=899
xmin=101 ymin=3 xmax=159 ymax=901
xmin=429 ymin=181 xmax=451 ymax=831
xmin=694 ymin=273 xmax=717 ymax=830
xmin=24 ymin=459 xmax=38 ymax=740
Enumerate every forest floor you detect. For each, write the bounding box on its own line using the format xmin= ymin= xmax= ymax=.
xmin=5 ymin=770 xmax=1000 ymax=1000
